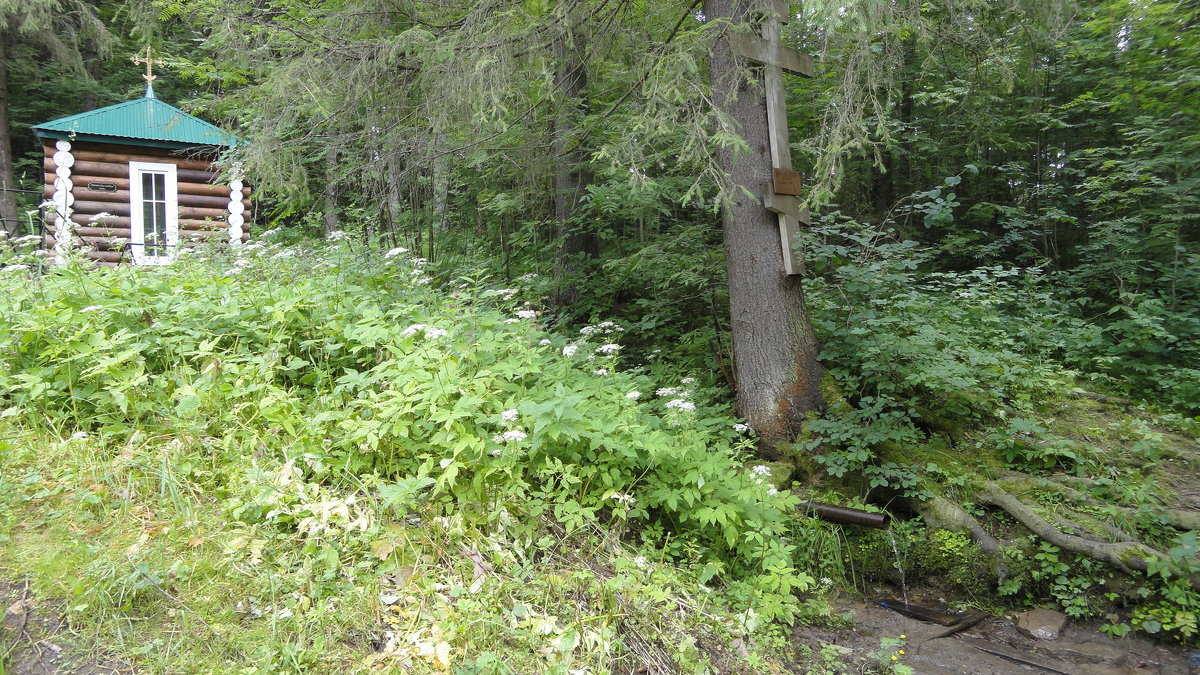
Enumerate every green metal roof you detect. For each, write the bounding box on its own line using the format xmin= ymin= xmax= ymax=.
xmin=32 ymin=87 xmax=243 ymax=149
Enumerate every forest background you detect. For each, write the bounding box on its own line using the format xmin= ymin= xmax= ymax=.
xmin=0 ymin=0 xmax=1198 ymax=672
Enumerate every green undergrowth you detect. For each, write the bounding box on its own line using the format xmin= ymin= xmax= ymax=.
xmin=0 ymin=239 xmax=839 ymax=673
xmin=788 ymin=214 xmax=1200 ymax=646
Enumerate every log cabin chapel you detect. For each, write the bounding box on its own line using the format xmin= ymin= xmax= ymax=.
xmin=33 ymin=47 xmax=250 ymax=266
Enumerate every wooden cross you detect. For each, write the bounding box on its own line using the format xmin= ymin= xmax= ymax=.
xmin=131 ymin=45 xmax=165 ymax=84
xmin=733 ymin=0 xmax=814 ymax=275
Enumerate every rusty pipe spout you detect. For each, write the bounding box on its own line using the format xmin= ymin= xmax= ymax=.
xmin=801 ymin=502 xmax=890 ymax=529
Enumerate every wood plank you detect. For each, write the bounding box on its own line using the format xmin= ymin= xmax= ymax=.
xmin=44 ymin=235 xmax=128 ymax=252
xmin=43 ymin=159 xmax=219 ymax=183
xmin=74 ymin=200 xmax=130 ymax=216
xmin=45 ymin=146 xmax=217 ymax=172
xmin=731 ymin=33 xmax=814 ymax=77
xmin=49 ymin=224 xmax=132 ymax=238
xmin=53 ymin=174 xmax=251 ymax=197
xmin=772 ymin=168 xmax=802 ymax=195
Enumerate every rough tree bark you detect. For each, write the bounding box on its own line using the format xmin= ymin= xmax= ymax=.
xmin=0 ymin=33 xmax=20 ymax=238
xmin=550 ymin=24 xmax=598 ymax=308
xmin=323 ymin=147 xmax=339 ymax=235
xmin=705 ymin=0 xmax=824 ymax=450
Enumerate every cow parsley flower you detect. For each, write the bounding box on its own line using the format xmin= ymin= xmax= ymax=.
xmin=400 ymin=323 xmax=427 ymax=337
xmin=424 ymin=327 xmax=448 ymax=339
xmin=593 ymin=368 xmax=608 ymax=376
xmin=504 ymin=318 xmax=520 ymax=324
xmin=656 ymin=387 xmax=679 ymax=397
xmin=384 ymin=247 xmax=409 ymax=258
xmin=681 ymin=377 xmax=696 ymax=384
xmin=595 ymin=343 xmax=621 ymax=355
xmin=767 ymin=488 xmax=779 ymax=496
xmin=501 ymin=409 xmax=519 ymax=422
xmin=625 ymin=391 xmax=641 ymax=400
xmin=539 ymin=339 xmax=552 ymax=346
xmin=733 ymin=423 xmax=750 ymax=433
xmin=665 ymin=399 xmax=695 ymax=411
xmin=562 ymin=344 xmax=579 ymax=357
xmin=751 ymin=465 xmax=771 ymax=476
xmin=611 ymin=492 xmax=636 ymax=505
xmin=326 ymin=231 xmax=349 ymax=241
xmin=516 ymin=309 xmax=537 ymax=320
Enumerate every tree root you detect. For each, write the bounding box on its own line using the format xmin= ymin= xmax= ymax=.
xmin=997 ymin=470 xmax=1200 ymax=532
xmin=912 ymin=494 xmax=1008 ymax=581
xmin=978 ymin=481 xmax=1200 ymax=590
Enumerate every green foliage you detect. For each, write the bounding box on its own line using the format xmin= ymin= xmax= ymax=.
xmin=0 ymin=240 xmax=816 ymax=635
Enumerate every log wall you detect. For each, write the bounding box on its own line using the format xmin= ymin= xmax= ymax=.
xmin=43 ymin=140 xmax=252 ymax=266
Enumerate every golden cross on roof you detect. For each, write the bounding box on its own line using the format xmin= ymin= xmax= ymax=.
xmin=130 ymin=45 xmax=165 ymax=84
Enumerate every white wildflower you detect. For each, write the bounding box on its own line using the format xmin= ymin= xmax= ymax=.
xmin=516 ymin=309 xmax=537 ymax=320
xmin=504 ymin=318 xmax=520 ymax=324
xmin=611 ymin=492 xmax=636 ymax=505
xmin=14 ymin=234 xmax=41 ymax=244
xmin=733 ymin=423 xmax=750 ymax=433
xmin=492 ymin=429 xmax=528 ymax=443
xmin=665 ymin=399 xmax=695 ymax=412
xmin=273 ymin=250 xmax=296 ymax=259
xmin=412 ymin=257 xmax=428 ymax=266
xmin=400 ymin=323 xmax=427 ymax=337
xmin=579 ymin=325 xmax=598 ymax=336
xmin=656 ymin=387 xmax=679 ymax=397
xmin=539 ymin=339 xmax=552 ymax=346
xmin=68 ymin=431 xmax=88 ymax=442
xmin=625 ymin=391 xmax=641 ymax=400
xmin=595 ymin=343 xmax=621 ymax=355
xmin=767 ymin=488 xmax=779 ymax=496
xmin=89 ymin=212 xmax=116 ymax=223
xmin=562 ymin=344 xmax=579 ymax=357
xmin=501 ymin=409 xmax=519 ymax=422
xmin=593 ymin=368 xmax=608 ymax=376
xmin=326 ymin=231 xmax=349 ymax=241
xmin=260 ymin=227 xmax=280 ymax=237
xmin=384 ymin=247 xmax=409 ymax=258
xmin=424 ymin=327 xmax=448 ymax=339
xmin=681 ymin=377 xmax=696 ymax=384
xmin=4 ymin=264 xmax=30 ymax=272
xmin=518 ymin=273 xmax=538 ymax=282
xmin=751 ymin=465 xmax=771 ymax=476
xmin=632 ymin=556 xmax=647 ymax=568
xmin=79 ymin=305 xmax=103 ymax=313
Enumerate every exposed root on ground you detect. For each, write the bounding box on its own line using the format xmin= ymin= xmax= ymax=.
xmin=997 ymin=470 xmax=1200 ymax=531
xmin=977 ymin=481 xmax=1200 ymax=590
xmin=911 ymin=494 xmax=1008 ymax=581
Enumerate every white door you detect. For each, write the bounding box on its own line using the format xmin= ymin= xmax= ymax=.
xmin=129 ymin=161 xmax=179 ymax=265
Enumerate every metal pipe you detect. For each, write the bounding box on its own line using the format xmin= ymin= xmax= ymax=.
xmin=801 ymin=502 xmax=890 ymax=529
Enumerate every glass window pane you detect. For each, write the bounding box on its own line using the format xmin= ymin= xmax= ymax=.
xmin=153 ymin=173 xmax=165 ymax=202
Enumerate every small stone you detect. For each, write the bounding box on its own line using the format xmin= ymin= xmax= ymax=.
xmin=1015 ymin=608 xmax=1069 ymax=641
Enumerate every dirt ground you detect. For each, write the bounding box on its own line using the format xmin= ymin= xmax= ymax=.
xmin=1 ymin=580 xmax=131 ymax=675
xmin=794 ymin=594 xmax=1197 ymax=675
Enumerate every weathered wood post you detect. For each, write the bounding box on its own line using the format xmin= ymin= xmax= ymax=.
xmin=731 ymin=0 xmax=814 ymax=275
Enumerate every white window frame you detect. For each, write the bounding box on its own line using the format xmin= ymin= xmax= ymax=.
xmin=129 ymin=161 xmax=179 ymax=265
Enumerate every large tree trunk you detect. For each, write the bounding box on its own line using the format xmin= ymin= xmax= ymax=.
xmin=705 ymin=0 xmax=824 ymax=450
xmin=550 ymin=25 xmax=598 ymax=308
xmin=323 ymin=147 xmax=339 ymax=235
xmin=0 ymin=33 xmax=20 ymax=238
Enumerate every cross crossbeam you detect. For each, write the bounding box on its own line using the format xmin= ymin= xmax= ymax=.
xmin=131 ymin=45 xmax=165 ymax=85
xmin=732 ymin=0 xmax=814 ymax=275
